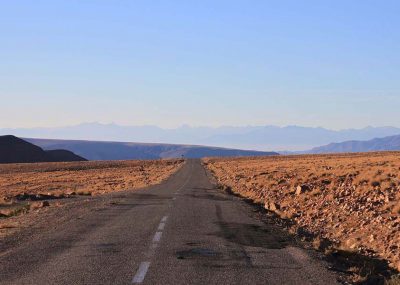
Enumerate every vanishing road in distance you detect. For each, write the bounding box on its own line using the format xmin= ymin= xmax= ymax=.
xmin=0 ymin=160 xmax=339 ymax=284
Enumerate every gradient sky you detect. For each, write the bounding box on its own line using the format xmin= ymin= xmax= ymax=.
xmin=1 ymin=0 xmax=399 ymax=129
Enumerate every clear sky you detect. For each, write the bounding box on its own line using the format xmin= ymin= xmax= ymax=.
xmin=1 ymin=0 xmax=399 ymax=129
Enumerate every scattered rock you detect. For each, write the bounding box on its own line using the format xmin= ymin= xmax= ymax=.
xmin=321 ymin=179 xmax=331 ymax=185
xmin=206 ymin=152 xmax=400 ymax=275
xmin=30 ymin=201 xmax=50 ymax=210
xmin=76 ymin=191 xmax=92 ymax=196
xmin=0 ymin=209 xmax=12 ymax=217
xmin=295 ymin=185 xmax=310 ymax=195
xmin=265 ymin=201 xmax=280 ymax=211
xmin=312 ymin=237 xmax=331 ymax=250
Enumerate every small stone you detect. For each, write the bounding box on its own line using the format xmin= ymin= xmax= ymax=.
xmin=295 ymin=185 xmax=310 ymax=195
xmin=268 ymin=202 xmax=280 ymax=211
xmin=30 ymin=201 xmax=50 ymax=210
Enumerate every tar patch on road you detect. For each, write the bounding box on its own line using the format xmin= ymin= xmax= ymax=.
xmin=214 ymin=202 xmax=290 ymax=250
xmin=95 ymin=242 xmax=121 ymax=254
xmin=186 ymin=192 xmax=230 ymax=202
xmin=176 ymin=248 xmax=221 ymax=260
xmin=214 ymin=222 xmax=289 ymax=249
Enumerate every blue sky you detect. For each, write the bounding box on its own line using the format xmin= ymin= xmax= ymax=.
xmin=1 ymin=0 xmax=399 ymax=129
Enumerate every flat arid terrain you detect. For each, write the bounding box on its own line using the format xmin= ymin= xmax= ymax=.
xmin=204 ymin=153 xmax=400 ymax=282
xmin=1 ymin=155 xmax=399 ymax=284
xmin=0 ymin=159 xmax=184 ymax=237
xmin=0 ymin=159 xmax=343 ymax=285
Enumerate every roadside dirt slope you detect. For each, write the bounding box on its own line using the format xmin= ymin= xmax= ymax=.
xmin=204 ymin=153 xmax=400 ymax=273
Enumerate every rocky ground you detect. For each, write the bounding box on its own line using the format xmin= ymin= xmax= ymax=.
xmin=204 ymin=153 xmax=400 ymax=283
xmin=0 ymin=159 xmax=184 ymax=237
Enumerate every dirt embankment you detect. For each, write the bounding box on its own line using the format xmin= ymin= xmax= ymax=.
xmin=0 ymin=159 xmax=184 ymax=233
xmin=204 ymin=153 xmax=400 ymax=275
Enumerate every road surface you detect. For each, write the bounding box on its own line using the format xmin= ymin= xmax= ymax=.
xmin=0 ymin=159 xmax=339 ymax=284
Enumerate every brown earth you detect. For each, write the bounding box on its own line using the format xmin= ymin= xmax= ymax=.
xmin=203 ymin=152 xmax=400 ymax=280
xmin=0 ymin=159 xmax=184 ymax=236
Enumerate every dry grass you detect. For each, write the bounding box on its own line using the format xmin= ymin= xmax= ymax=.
xmin=0 ymin=159 xmax=184 ymax=200
xmin=0 ymin=158 xmax=184 ymax=238
xmin=204 ymin=152 xmax=400 ymax=274
xmin=0 ymin=158 xmax=184 ymax=225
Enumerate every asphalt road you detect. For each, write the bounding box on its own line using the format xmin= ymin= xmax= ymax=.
xmin=0 ymin=159 xmax=339 ymax=284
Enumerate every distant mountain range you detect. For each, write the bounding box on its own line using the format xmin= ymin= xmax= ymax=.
xmin=2 ymin=123 xmax=400 ymax=151
xmin=0 ymin=136 xmax=86 ymax=164
xmin=307 ymin=134 xmax=400 ymax=154
xmin=3 ymin=131 xmax=400 ymax=163
xmin=25 ymin=138 xmax=278 ymax=160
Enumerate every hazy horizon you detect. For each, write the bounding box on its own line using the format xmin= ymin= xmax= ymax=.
xmin=3 ymin=122 xmax=400 ymax=152
xmin=2 ymin=121 xmax=400 ymax=132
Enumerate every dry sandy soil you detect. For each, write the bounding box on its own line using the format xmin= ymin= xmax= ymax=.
xmin=0 ymin=159 xmax=184 ymax=236
xmin=204 ymin=152 xmax=400 ymax=281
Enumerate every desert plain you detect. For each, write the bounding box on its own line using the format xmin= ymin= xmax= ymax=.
xmin=0 ymin=159 xmax=184 ymax=237
xmin=1 ymin=153 xmax=400 ymax=283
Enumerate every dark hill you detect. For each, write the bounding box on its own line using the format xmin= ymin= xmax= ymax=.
xmin=0 ymin=135 xmax=86 ymax=163
xmin=45 ymin=149 xmax=87 ymax=162
xmin=25 ymin=138 xmax=278 ymax=160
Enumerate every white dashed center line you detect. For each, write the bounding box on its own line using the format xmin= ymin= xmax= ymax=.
xmin=152 ymin=231 xmax=163 ymax=243
xmin=131 ymin=215 xmax=169 ymax=283
xmin=158 ymin=222 xmax=166 ymax=231
xmin=132 ymin=262 xmax=150 ymax=283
